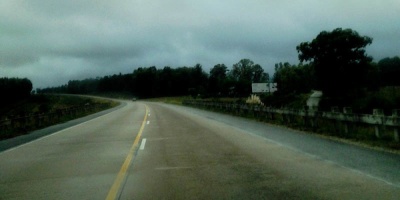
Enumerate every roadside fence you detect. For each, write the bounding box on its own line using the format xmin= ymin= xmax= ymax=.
xmin=183 ymin=100 xmax=400 ymax=143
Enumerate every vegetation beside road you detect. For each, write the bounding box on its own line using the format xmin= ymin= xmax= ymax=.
xmin=148 ymin=95 xmax=400 ymax=151
xmin=182 ymin=98 xmax=400 ymax=152
xmin=0 ymin=95 xmax=118 ymax=140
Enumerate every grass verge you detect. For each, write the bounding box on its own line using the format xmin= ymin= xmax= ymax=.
xmin=0 ymin=95 xmax=119 ymax=140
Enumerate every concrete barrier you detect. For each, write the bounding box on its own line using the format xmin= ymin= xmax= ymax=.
xmin=183 ymin=100 xmax=400 ymax=142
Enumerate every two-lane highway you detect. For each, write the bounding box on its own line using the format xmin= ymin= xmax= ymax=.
xmin=1 ymin=101 xmax=400 ymax=199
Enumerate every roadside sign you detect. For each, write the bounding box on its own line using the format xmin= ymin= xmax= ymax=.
xmin=252 ymin=83 xmax=268 ymax=93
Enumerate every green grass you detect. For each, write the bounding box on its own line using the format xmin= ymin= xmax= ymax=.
xmin=146 ymin=96 xmax=193 ymax=105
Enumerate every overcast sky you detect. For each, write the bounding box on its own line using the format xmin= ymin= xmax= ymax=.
xmin=1 ymin=0 xmax=399 ymax=89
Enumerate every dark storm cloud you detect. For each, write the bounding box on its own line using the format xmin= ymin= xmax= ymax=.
xmin=1 ymin=0 xmax=399 ymax=88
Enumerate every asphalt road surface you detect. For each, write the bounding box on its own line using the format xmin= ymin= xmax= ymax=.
xmin=1 ymin=101 xmax=399 ymax=199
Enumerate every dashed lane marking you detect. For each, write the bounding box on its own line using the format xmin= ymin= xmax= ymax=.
xmin=140 ymin=138 xmax=147 ymax=150
xmin=106 ymin=105 xmax=149 ymax=200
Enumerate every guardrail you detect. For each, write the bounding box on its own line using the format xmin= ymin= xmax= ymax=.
xmin=183 ymin=100 xmax=400 ymax=142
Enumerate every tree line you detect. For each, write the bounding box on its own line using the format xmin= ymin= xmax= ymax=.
xmin=37 ymin=59 xmax=269 ymax=98
xmin=29 ymin=28 xmax=400 ymax=111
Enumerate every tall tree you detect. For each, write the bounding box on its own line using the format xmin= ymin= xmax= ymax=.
xmin=189 ymin=64 xmax=208 ymax=97
xmin=209 ymin=64 xmax=228 ymax=96
xmin=252 ymin=64 xmax=269 ymax=83
xmin=230 ymin=59 xmax=267 ymax=96
xmin=273 ymin=62 xmax=315 ymax=95
xmin=296 ymin=28 xmax=373 ymax=98
xmin=231 ymin=59 xmax=254 ymax=82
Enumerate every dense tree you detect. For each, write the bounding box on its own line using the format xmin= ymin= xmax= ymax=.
xmin=156 ymin=66 xmax=174 ymax=97
xmin=98 ymin=74 xmax=131 ymax=93
xmin=190 ymin=64 xmax=208 ymax=97
xmin=252 ymin=64 xmax=268 ymax=83
xmin=170 ymin=65 xmax=208 ymax=97
xmin=132 ymin=67 xmax=157 ymax=98
xmin=172 ymin=67 xmax=192 ymax=96
xmin=229 ymin=59 xmax=268 ymax=96
xmin=364 ymin=62 xmax=380 ymax=91
xmin=0 ymin=77 xmax=32 ymax=105
xmin=378 ymin=56 xmax=400 ymax=86
xmin=38 ymin=65 xmax=209 ymax=98
xmin=36 ymin=85 xmax=68 ymax=94
xmin=231 ymin=59 xmax=254 ymax=82
xmin=38 ymin=60 xmax=267 ymax=98
xmin=296 ymin=28 xmax=373 ymax=98
xmin=209 ymin=64 xmax=228 ymax=96
xmin=273 ymin=62 xmax=315 ymax=95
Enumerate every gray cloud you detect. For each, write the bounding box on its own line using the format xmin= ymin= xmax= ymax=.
xmin=1 ymin=0 xmax=399 ymax=88
xmin=0 ymin=52 xmax=39 ymax=67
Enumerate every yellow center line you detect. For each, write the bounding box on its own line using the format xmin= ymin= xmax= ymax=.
xmin=106 ymin=104 xmax=149 ymax=200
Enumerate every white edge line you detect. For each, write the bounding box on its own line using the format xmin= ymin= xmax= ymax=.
xmin=2 ymin=107 xmax=120 ymax=153
xmin=155 ymin=166 xmax=193 ymax=170
xmin=209 ymin=119 xmax=400 ymax=188
xmin=140 ymin=138 xmax=147 ymax=150
xmin=260 ymin=135 xmax=400 ymax=187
